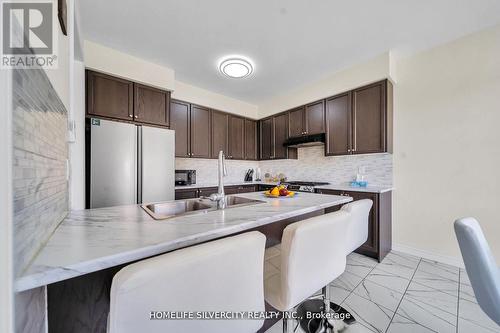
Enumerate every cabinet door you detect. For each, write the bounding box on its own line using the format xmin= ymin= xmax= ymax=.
xmin=288 ymin=107 xmax=304 ymax=137
xmin=87 ymin=71 xmax=133 ymax=121
xmin=211 ymin=111 xmax=228 ymax=158
xmin=259 ymin=118 xmax=273 ymax=160
xmin=352 ymin=81 xmax=386 ymax=154
xmin=190 ymin=105 xmax=211 ymax=158
xmin=170 ymin=100 xmax=191 ymax=158
xmin=325 ymin=92 xmax=352 ymax=156
xmin=228 ymin=115 xmax=245 ymax=160
xmin=273 ymin=113 xmax=289 ymax=159
xmin=244 ymin=119 xmax=258 ymax=160
xmin=175 ymin=189 xmax=199 ymax=200
xmin=345 ymin=191 xmax=378 ymax=255
xmin=134 ymin=84 xmax=169 ymax=126
xmin=305 ymin=100 xmax=325 ymax=135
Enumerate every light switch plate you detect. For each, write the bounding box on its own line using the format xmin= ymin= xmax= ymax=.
xmin=68 ymin=119 xmax=76 ymax=142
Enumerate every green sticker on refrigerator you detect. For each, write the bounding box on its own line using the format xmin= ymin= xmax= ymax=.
xmin=91 ymin=118 xmax=100 ymax=126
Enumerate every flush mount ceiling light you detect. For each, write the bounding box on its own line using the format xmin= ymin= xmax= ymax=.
xmin=218 ymin=56 xmax=254 ymax=78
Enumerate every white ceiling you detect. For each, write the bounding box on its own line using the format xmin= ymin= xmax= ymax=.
xmin=80 ymin=0 xmax=500 ymax=105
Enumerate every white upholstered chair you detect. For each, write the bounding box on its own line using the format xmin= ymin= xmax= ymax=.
xmin=454 ymin=217 xmax=500 ymax=325
xmin=264 ymin=211 xmax=349 ymax=332
xmin=341 ymin=199 xmax=373 ymax=255
xmin=108 ymin=231 xmax=266 ymax=333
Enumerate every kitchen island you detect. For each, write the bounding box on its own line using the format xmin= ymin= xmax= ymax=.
xmin=16 ymin=192 xmax=352 ymax=292
xmin=15 ymin=192 xmax=351 ymax=333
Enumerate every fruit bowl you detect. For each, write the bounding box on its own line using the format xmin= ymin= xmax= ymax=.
xmin=263 ymin=190 xmax=296 ymax=198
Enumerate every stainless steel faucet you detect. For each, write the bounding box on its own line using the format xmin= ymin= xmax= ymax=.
xmin=207 ymin=150 xmax=228 ymax=209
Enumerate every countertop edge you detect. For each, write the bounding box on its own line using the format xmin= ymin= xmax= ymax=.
xmin=14 ymin=196 xmax=352 ymax=292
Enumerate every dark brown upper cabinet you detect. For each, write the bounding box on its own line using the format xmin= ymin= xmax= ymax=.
xmin=273 ymin=113 xmax=289 ymax=159
xmin=305 ymin=100 xmax=325 ymax=135
xmin=86 ymin=71 xmax=133 ymax=121
xmin=352 ymin=80 xmax=391 ymax=154
xmin=170 ymin=99 xmax=191 ymax=158
xmin=211 ymin=110 xmax=228 ymax=158
xmin=259 ymin=113 xmax=290 ymax=160
xmin=228 ymin=115 xmax=245 ymax=160
xmin=190 ymin=105 xmax=211 ymax=158
xmin=134 ymin=84 xmax=170 ymax=127
xmin=244 ymin=119 xmax=258 ymax=160
xmin=325 ymin=92 xmax=352 ymax=156
xmin=288 ymin=107 xmax=305 ymax=137
xmin=259 ymin=117 xmax=273 ymax=160
xmin=288 ymin=102 xmax=325 ymax=137
xmin=324 ymin=79 xmax=392 ymax=156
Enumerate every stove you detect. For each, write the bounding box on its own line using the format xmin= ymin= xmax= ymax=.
xmin=284 ymin=181 xmax=330 ymax=193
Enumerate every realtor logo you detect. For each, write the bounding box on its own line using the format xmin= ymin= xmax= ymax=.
xmin=1 ymin=1 xmax=58 ymax=69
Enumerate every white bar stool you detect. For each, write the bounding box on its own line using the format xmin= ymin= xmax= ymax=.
xmin=264 ymin=211 xmax=349 ymax=333
xmin=341 ymin=199 xmax=373 ymax=255
xmin=108 ymin=231 xmax=266 ymax=333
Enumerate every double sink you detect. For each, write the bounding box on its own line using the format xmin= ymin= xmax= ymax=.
xmin=142 ymin=196 xmax=265 ymax=220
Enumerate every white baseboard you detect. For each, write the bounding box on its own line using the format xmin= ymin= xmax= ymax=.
xmin=393 ymin=243 xmax=464 ymax=268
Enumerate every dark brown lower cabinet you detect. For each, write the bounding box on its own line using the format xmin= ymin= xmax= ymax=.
xmin=174 ymin=188 xmax=199 ymax=200
xmin=198 ymin=187 xmax=218 ymax=197
xmin=230 ymin=185 xmax=258 ymax=193
xmin=175 ymin=185 xmax=259 ymax=199
xmin=316 ymin=189 xmax=392 ymax=262
xmin=258 ymin=184 xmax=275 ymax=191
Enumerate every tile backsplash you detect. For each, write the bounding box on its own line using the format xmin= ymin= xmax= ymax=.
xmin=12 ymin=68 xmax=68 ymax=276
xmin=259 ymin=146 xmax=393 ymax=185
xmin=176 ymin=158 xmax=259 ymax=184
xmin=176 ymin=146 xmax=392 ymax=186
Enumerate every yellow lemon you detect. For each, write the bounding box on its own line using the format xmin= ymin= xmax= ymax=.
xmin=270 ymin=187 xmax=280 ymax=196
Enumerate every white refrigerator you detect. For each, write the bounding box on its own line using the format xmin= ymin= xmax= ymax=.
xmin=87 ymin=118 xmax=175 ymax=209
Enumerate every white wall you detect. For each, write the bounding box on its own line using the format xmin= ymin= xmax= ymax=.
xmin=258 ymin=53 xmax=393 ymax=118
xmin=84 ymin=40 xmax=175 ymax=91
xmin=172 ymin=80 xmax=259 ymax=119
xmin=0 ymin=67 xmax=14 ymax=333
xmin=69 ymin=60 xmax=86 ymax=210
xmin=44 ymin=0 xmax=70 ymax=110
xmin=83 ymin=41 xmax=260 ymax=119
xmin=393 ymin=24 xmax=500 ymax=264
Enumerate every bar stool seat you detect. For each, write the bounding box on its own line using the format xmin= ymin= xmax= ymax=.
xmin=264 ymin=212 xmax=349 ymax=332
xmin=108 ymin=231 xmax=266 ymax=333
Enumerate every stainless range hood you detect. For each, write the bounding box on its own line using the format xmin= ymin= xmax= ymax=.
xmin=283 ymin=133 xmax=325 ymax=148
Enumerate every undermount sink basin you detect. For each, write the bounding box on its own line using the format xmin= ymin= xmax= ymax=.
xmin=142 ymin=196 xmax=265 ymax=220
xmin=222 ymin=196 xmax=264 ymax=207
xmin=142 ymin=199 xmax=214 ymax=220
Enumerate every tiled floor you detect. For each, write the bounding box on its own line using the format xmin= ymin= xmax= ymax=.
xmin=264 ymin=246 xmax=500 ymax=333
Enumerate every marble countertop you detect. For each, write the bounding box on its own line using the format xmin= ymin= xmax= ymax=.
xmin=314 ymin=184 xmax=394 ymax=194
xmin=175 ymin=181 xmax=278 ymax=190
xmin=15 ymin=192 xmax=351 ymax=292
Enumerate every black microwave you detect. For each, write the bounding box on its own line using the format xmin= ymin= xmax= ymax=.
xmin=175 ymin=170 xmax=196 ymax=186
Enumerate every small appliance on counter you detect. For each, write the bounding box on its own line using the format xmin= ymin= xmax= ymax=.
xmin=244 ymin=169 xmax=254 ymax=182
xmin=175 ymin=170 xmax=196 ymax=186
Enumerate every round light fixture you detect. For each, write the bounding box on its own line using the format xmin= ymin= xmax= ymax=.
xmin=218 ymin=56 xmax=254 ymax=78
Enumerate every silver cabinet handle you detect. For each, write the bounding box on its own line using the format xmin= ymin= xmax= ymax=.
xmin=128 ymin=114 xmax=133 ymax=118
xmin=134 ymin=115 xmax=138 ymax=119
